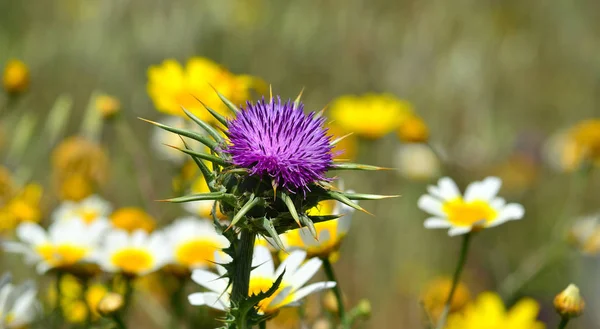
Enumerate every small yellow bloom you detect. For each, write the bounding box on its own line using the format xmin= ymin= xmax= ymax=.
xmin=3 ymin=59 xmax=29 ymax=94
xmin=0 ymin=183 xmax=43 ymax=232
xmin=110 ymin=207 xmax=156 ymax=233
xmin=329 ymin=93 xmax=414 ymax=139
xmin=59 ymin=173 xmax=94 ymax=202
xmin=97 ymin=292 xmax=124 ymax=316
xmin=48 ymin=275 xmax=109 ymax=323
xmin=446 ymin=292 xmax=544 ymax=329
xmin=147 ymin=57 xmax=262 ymax=122
xmin=421 ymin=277 xmax=470 ymax=321
xmin=547 ymin=120 xmax=600 ymax=172
xmin=398 ymin=115 xmax=429 ymax=143
xmin=554 ymin=284 xmax=584 ymax=318
xmin=570 ymin=119 xmax=600 ymax=161
xmin=52 ymin=136 xmax=109 ymax=195
xmin=95 ymin=94 xmax=120 ymax=119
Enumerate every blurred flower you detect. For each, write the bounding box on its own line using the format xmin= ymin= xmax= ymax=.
xmin=189 ymin=245 xmax=335 ymax=314
xmin=95 ymin=94 xmax=120 ymax=119
xmin=97 ymin=292 xmax=124 ymax=316
xmin=445 ymin=292 xmax=544 ymax=329
xmin=52 ymin=136 xmax=109 ymax=199
xmin=323 ymin=290 xmax=347 ymax=314
xmin=397 ymin=115 xmax=429 ymax=143
xmin=95 ymin=229 xmax=169 ymax=276
xmin=421 ymin=277 xmax=470 ymax=321
xmin=53 ymin=195 xmax=112 ymax=224
xmin=282 ymin=197 xmax=356 ymax=261
xmin=418 ymin=177 xmax=525 ymax=236
xmin=48 ymin=275 xmax=109 ymax=323
xmin=163 ymin=217 xmax=229 ymax=271
xmin=554 ymin=284 xmax=584 ymax=318
xmin=110 ymin=207 xmax=156 ymax=233
xmin=3 ymin=218 xmax=109 ymax=273
xmin=329 ymin=94 xmax=413 ymax=139
xmin=545 ymin=120 xmax=600 ymax=172
xmin=0 ymin=166 xmax=15 ymax=201
xmin=2 ymin=59 xmax=29 ymax=95
xmin=0 ymin=273 xmax=38 ymax=328
xmin=147 ymin=57 xmax=262 ymax=122
xmin=490 ymin=154 xmax=539 ymax=194
xmin=0 ymin=183 xmax=43 ymax=233
xmin=327 ymin=123 xmax=357 ymax=161
xmin=568 ymin=214 xmax=600 ymax=255
xmin=394 ymin=144 xmax=441 ymax=181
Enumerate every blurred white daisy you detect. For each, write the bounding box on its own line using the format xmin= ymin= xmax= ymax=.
xmin=0 ymin=274 xmax=38 ymax=328
xmin=164 ymin=217 xmax=230 ymax=270
xmin=568 ymin=213 xmax=600 ymax=255
xmin=418 ymin=177 xmax=525 ymax=236
xmin=94 ymin=229 xmax=169 ymax=276
xmin=189 ymin=245 xmax=335 ymax=314
xmin=3 ymin=218 xmax=109 ymax=273
xmin=393 ymin=143 xmax=440 ymax=181
xmin=52 ymin=195 xmax=112 ymax=224
xmin=281 ymin=197 xmax=356 ymax=260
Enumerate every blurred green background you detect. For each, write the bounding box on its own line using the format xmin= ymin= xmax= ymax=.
xmin=1 ymin=0 xmax=600 ymax=328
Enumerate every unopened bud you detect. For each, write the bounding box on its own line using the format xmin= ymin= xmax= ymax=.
xmin=3 ymin=59 xmax=29 ymax=95
xmin=97 ymin=292 xmax=124 ymax=316
xmin=554 ymin=284 xmax=585 ymax=318
xmin=356 ymin=299 xmax=371 ymax=318
xmin=323 ymin=290 xmax=346 ymax=314
xmin=96 ymin=94 xmax=120 ymax=119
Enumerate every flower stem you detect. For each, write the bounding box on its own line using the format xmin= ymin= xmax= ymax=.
xmin=435 ymin=232 xmax=473 ymax=329
xmin=231 ymin=228 xmax=256 ymax=329
xmin=558 ymin=318 xmax=570 ymax=329
xmin=321 ymin=257 xmax=346 ymax=327
xmin=54 ymin=271 xmax=64 ymax=328
xmin=112 ymin=313 xmax=128 ymax=329
xmin=259 ymin=321 xmax=266 ymax=329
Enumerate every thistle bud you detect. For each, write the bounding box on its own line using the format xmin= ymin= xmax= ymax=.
xmin=3 ymin=59 xmax=29 ymax=95
xmin=554 ymin=284 xmax=584 ymax=318
xmin=97 ymin=292 xmax=124 ymax=316
xmin=398 ymin=116 xmax=429 ymax=143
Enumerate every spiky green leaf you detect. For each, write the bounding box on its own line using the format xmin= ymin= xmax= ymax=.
xmin=342 ymin=192 xmax=399 ymax=200
xmin=182 ymin=107 xmax=224 ymax=143
xmin=162 ymin=192 xmax=228 ymax=203
xmin=327 ymin=191 xmax=369 ymax=214
xmin=280 ymin=193 xmax=301 ymax=227
xmin=140 ymin=118 xmax=218 ymax=151
xmin=262 ymin=218 xmax=286 ymax=250
xmin=330 ymin=162 xmax=388 ymax=171
xmin=180 ymin=138 xmax=215 ymax=187
xmin=211 ymin=86 xmax=240 ymax=114
xmin=229 ymin=194 xmax=262 ymax=229
xmin=172 ymin=146 xmax=229 ymax=167
xmin=300 ymin=214 xmax=317 ymax=238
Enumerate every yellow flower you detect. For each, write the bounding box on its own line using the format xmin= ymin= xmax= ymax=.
xmin=0 ymin=166 xmax=15 ymax=201
xmin=554 ymin=284 xmax=585 ymax=318
xmin=398 ymin=115 xmax=429 ymax=143
xmin=546 ymin=120 xmax=600 ymax=172
xmin=110 ymin=207 xmax=156 ymax=233
xmin=52 ymin=136 xmax=109 ymax=199
xmin=570 ymin=119 xmax=600 ymax=161
xmin=48 ymin=275 xmax=109 ymax=323
xmin=329 ymin=93 xmax=414 ymax=139
xmin=446 ymin=292 xmax=545 ymax=329
xmin=0 ymin=183 xmax=43 ymax=232
xmin=3 ymin=59 xmax=29 ymax=94
xmin=147 ymin=58 xmax=263 ymax=122
xmin=421 ymin=277 xmax=470 ymax=321
xmin=95 ymin=94 xmax=120 ymax=119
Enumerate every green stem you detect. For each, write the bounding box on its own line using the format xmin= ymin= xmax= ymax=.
xmin=82 ymin=278 xmax=92 ymax=327
xmin=435 ymin=232 xmax=473 ymax=329
xmin=170 ymin=277 xmax=187 ymax=326
xmin=54 ymin=271 xmax=64 ymax=328
xmin=231 ymin=229 xmax=256 ymax=329
xmin=122 ymin=275 xmax=135 ymax=314
xmin=321 ymin=257 xmax=346 ymax=327
xmin=558 ymin=317 xmax=570 ymax=329
xmin=259 ymin=321 xmax=266 ymax=329
xmin=112 ymin=313 xmax=128 ymax=329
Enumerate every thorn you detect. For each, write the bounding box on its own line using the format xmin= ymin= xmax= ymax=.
xmin=269 ymin=84 xmax=273 ymax=100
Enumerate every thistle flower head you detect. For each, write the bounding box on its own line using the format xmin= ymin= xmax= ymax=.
xmin=227 ymin=97 xmax=334 ymax=192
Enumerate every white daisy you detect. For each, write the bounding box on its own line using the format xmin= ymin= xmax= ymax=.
xmin=393 ymin=143 xmax=440 ymax=181
xmin=52 ymin=195 xmax=112 ymax=224
xmin=281 ymin=196 xmax=356 ymax=258
xmin=3 ymin=218 xmax=109 ymax=273
xmin=94 ymin=229 xmax=169 ymax=276
xmin=0 ymin=274 xmax=38 ymax=328
xmin=189 ymin=245 xmax=335 ymax=314
xmin=418 ymin=176 xmax=525 ymax=236
xmin=164 ymin=217 xmax=230 ymax=269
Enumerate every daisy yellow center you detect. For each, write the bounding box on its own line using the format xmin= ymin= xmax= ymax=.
xmin=174 ymin=239 xmax=221 ymax=267
xmin=37 ymin=243 xmax=89 ymax=267
xmin=76 ymin=208 xmax=99 ymax=224
xmin=249 ymin=277 xmax=292 ymax=314
xmin=442 ymin=198 xmax=497 ymax=227
xmin=110 ymin=248 xmax=154 ymax=274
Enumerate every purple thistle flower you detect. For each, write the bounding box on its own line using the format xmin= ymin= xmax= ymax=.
xmin=227 ymin=97 xmax=334 ymax=192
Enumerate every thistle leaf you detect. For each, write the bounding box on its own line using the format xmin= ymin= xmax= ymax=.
xmin=211 ymin=85 xmax=240 ymax=114
xmin=330 ymin=132 xmax=353 ymax=146
xmin=262 ymin=217 xmax=286 ymax=250
xmin=307 ymin=214 xmax=342 ymax=224
xmin=139 ymin=117 xmax=218 ymax=151
xmin=293 ymin=87 xmax=304 ymax=109
xmin=228 ymin=194 xmax=262 ymax=230
xmin=330 ymin=162 xmax=389 ymax=171
xmin=327 ymin=191 xmax=371 ymax=214
xmin=242 ymin=270 xmax=285 ymax=314
xmin=180 ymin=138 xmax=215 ymax=187
xmin=160 ymin=192 xmax=227 ymax=203
xmin=342 ymin=192 xmax=400 ymax=200
xmin=182 ymin=107 xmax=224 ymax=143
xmin=191 ymin=96 xmax=229 ymax=127
xmin=300 ymin=214 xmax=317 ymax=239
xmin=167 ymin=145 xmax=229 ymax=167
xmin=280 ymin=193 xmax=301 ymax=227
